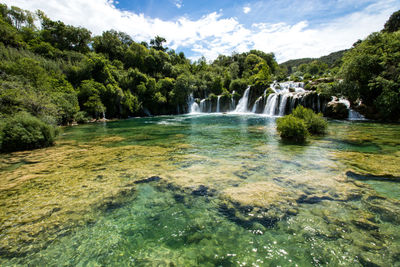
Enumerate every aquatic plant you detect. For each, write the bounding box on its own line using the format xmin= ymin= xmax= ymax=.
xmin=291 ymin=105 xmax=327 ymax=134
xmin=276 ymin=115 xmax=308 ymax=142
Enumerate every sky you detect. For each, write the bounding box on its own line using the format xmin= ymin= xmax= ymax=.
xmin=4 ymin=0 xmax=400 ymax=63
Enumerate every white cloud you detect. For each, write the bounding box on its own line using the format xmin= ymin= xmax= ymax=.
xmin=243 ymin=6 xmax=251 ymax=14
xmin=175 ymin=0 xmax=182 ymax=9
xmin=3 ymin=0 xmax=399 ymax=62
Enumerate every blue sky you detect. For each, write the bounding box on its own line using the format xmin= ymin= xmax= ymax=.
xmin=4 ymin=0 xmax=400 ymax=62
xmin=115 ymin=0 xmax=375 ymax=25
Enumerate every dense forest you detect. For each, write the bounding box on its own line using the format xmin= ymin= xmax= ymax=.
xmin=279 ymin=49 xmax=347 ymax=76
xmin=0 ymin=4 xmax=399 ymax=151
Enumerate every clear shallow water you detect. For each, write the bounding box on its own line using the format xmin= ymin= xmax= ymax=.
xmin=1 ymin=114 xmax=400 ymax=266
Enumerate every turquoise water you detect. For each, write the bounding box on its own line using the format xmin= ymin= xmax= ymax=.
xmin=1 ymin=114 xmax=400 ymax=266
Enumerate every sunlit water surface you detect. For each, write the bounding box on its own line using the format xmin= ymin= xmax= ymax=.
xmin=1 ymin=114 xmax=400 ymax=266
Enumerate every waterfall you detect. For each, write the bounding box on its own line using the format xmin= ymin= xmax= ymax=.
xmin=278 ymin=94 xmax=290 ymax=116
xmin=231 ymin=91 xmax=236 ymax=110
xmin=348 ymin=109 xmax=366 ymax=120
xmin=234 ymin=87 xmax=250 ymax=113
xmin=143 ymin=108 xmax=152 ymax=116
xmin=334 ymin=97 xmax=366 ymax=120
xmin=199 ymin=99 xmax=206 ymax=113
xmin=290 ymin=94 xmax=299 ymax=111
xmin=184 ymin=81 xmax=331 ymax=117
xmin=263 ymin=94 xmax=274 ymax=114
xmin=188 ymin=94 xmax=200 ymax=114
xmin=264 ymin=94 xmax=278 ymax=116
xmin=216 ymin=96 xmax=221 ymax=113
xmin=190 ymin=102 xmax=200 ymax=113
xmin=251 ymin=97 xmax=262 ymax=113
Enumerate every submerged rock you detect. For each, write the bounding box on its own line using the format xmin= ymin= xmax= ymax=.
xmin=346 ymin=171 xmax=400 ymax=182
xmin=191 ymin=185 xmax=212 ymax=196
xmin=134 ymin=176 xmax=162 ymax=184
xmin=351 ymin=218 xmax=379 ymax=231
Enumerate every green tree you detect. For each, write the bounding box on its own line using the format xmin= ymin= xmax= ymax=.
xmin=150 ymin=36 xmax=167 ymax=51
xmin=37 ymin=11 xmax=91 ymax=53
xmin=339 ymin=31 xmax=400 ymax=120
xmin=92 ymin=30 xmax=132 ymax=60
xmin=383 ymin=10 xmax=400 ymax=33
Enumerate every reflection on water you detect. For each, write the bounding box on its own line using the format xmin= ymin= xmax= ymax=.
xmin=1 ymin=114 xmax=400 ymax=266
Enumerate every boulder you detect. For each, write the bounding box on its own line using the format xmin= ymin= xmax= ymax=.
xmin=325 ymin=101 xmax=349 ymax=119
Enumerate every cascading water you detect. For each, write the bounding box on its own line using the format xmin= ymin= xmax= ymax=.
xmin=251 ymin=97 xmax=262 ymax=113
xmin=278 ymin=94 xmax=290 ymax=116
xmin=188 ymin=94 xmax=200 ymax=114
xmin=231 ymin=91 xmax=236 ymax=110
xmin=264 ymin=94 xmax=278 ymax=116
xmin=337 ymin=98 xmax=366 ymax=120
xmin=190 ymin=102 xmax=200 ymax=113
xmin=348 ymin=109 xmax=366 ymax=120
xmin=234 ymin=87 xmax=250 ymax=113
xmin=263 ymin=94 xmax=274 ymax=114
xmin=199 ymin=99 xmax=206 ymax=113
xmin=185 ymin=81 xmax=348 ymax=118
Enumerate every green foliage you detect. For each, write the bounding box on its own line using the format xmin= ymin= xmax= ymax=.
xmin=339 ymin=30 xmax=400 ymax=120
xmin=264 ymin=88 xmax=274 ymax=98
xmin=0 ymin=112 xmax=57 ymax=152
xmin=0 ymin=3 xmax=284 ymax=133
xmin=0 ymin=15 xmax=25 ymax=47
xmin=280 ymin=50 xmax=347 ymax=75
xmin=83 ymin=95 xmax=105 ymax=119
xmin=315 ymin=82 xmax=338 ymax=98
xmin=208 ymin=93 xmax=217 ymax=100
xmin=229 ymin=79 xmax=248 ymax=95
xmin=291 ymin=105 xmax=327 ymax=135
xmin=277 ymin=106 xmax=327 ymax=143
xmin=383 ymin=10 xmax=400 ymax=33
xmin=120 ymin=90 xmax=140 ymax=117
xmin=276 ymin=115 xmax=308 ymax=143
xmin=38 ymin=11 xmax=91 ymax=53
xmin=170 ymin=73 xmax=192 ymax=105
xmin=93 ymin=30 xmax=132 ymax=61
xmin=74 ymin=111 xmax=90 ymax=124
xmin=150 ymin=36 xmax=167 ymax=52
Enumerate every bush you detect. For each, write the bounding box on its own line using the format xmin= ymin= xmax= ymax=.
xmin=74 ymin=111 xmax=91 ymax=124
xmin=0 ymin=112 xmax=57 ymax=152
xmin=291 ymin=105 xmax=327 ymax=134
xmin=277 ymin=115 xmax=308 ymax=143
xmin=208 ymin=93 xmax=217 ymax=100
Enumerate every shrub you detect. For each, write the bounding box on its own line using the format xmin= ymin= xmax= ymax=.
xmin=208 ymin=93 xmax=217 ymax=100
xmin=0 ymin=112 xmax=57 ymax=152
xmin=74 ymin=111 xmax=91 ymax=124
xmin=291 ymin=105 xmax=327 ymax=134
xmin=306 ymin=114 xmax=328 ymax=134
xmin=277 ymin=115 xmax=308 ymax=143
